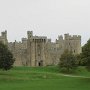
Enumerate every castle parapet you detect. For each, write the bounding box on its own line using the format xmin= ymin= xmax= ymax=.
xmin=64 ymin=33 xmax=81 ymax=40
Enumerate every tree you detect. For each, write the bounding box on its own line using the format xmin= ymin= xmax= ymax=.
xmin=81 ymin=39 xmax=90 ymax=70
xmin=59 ymin=50 xmax=78 ymax=73
xmin=75 ymin=54 xmax=85 ymax=66
xmin=0 ymin=42 xmax=15 ymax=70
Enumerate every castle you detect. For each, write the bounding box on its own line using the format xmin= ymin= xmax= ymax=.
xmin=0 ymin=31 xmax=82 ymax=66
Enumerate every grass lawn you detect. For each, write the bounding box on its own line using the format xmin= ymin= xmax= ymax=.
xmin=0 ymin=66 xmax=90 ymax=90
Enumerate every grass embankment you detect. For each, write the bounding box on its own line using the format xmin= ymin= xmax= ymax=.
xmin=0 ymin=66 xmax=90 ymax=90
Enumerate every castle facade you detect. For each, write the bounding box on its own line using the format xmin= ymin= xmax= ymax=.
xmin=0 ymin=31 xmax=82 ymax=66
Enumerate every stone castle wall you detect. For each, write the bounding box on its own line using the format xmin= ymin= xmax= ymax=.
xmin=0 ymin=31 xmax=82 ymax=66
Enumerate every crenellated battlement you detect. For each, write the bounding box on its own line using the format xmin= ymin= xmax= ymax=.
xmin=22 ymin=38 xmax=27 ymax=43
xmin=64 ymin=33 xmax=81 ymax=40
xmin=32 ymin=36 xmax=47 ymax=40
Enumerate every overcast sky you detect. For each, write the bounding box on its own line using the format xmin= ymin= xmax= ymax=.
xmin=0 ymin=0 xmax=90 ymax=45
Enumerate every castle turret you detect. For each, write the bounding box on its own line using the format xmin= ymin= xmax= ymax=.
xmin=64 ymin=33 xmax=69 ymax=40
xmin=59 ymin=35 xmax=63 ymax=40
xmin=1 ymin=30 xmax=7 ymax=39
xmin=0 ymin=30 xmax=8 ymax=44
xmin=64 ymin=33 xmax=82 ymax=54
xmin=27 ymin=31 xmax=33 ymax=39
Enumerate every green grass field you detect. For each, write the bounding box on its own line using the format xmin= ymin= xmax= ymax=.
xmin=0 ymin=66 xmax=90 ymax=90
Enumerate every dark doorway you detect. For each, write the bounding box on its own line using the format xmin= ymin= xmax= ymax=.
xmin=38 ymin=60 xmax=43 ymax=66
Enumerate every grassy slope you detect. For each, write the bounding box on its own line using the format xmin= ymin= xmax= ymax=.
xmin=0 ymin=66 xmax=90 ymax=90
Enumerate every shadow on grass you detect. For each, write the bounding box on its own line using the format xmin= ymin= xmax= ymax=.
xmin=79 ymin=78 xmax=90 ymax=84
xmin=0 ymin=71 xmax=11 ymax=76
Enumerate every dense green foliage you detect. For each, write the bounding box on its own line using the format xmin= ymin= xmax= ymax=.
xmin=0 ymin=66 xmax=90 ymax=90
xmin=59 ymin=50 xmax=78 ymax=73
xmin=82 ymin=39 xmax=90 ymax=70
xmin=0 ymin=42 xmax=15 ymax=70
xmin=75 ymin=54 xmax=84 ymax=66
